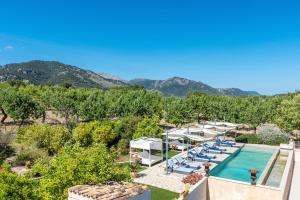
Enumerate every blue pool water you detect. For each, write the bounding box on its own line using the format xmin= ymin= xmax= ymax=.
xmin=210 ymin=146 xmax=274 ymax=183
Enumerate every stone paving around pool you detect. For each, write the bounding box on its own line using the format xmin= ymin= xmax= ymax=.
xmin=133 ymin=143 xmax=244 ymax=193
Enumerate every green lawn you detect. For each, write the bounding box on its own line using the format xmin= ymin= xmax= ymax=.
xmin=118 ymin=162 xmax=146 ymax=172
xmin=150 ymin=186 xmax=179 ymax=200
xmin=154 ymin=149 xmax=181 ymax=160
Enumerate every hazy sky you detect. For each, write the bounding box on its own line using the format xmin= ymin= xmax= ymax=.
xmin=1 ymin=0 xmax=300 ymax=95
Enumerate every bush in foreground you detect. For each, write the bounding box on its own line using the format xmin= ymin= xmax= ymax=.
xmin=0 ymin=162 xmax=38 ymax=200
xmin=16 ymin=124 xmax=70 ymax=156
xmin=31 ymin=144 xmax=130 ymax=199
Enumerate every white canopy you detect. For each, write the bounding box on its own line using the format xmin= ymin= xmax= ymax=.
xmin=162 ymin=128 xmax=187 ymax=139
xmin=130 ymin=137 xmax=163 ymax=151
xmin=199 ymin=124 xmax=235 ymax=131
xmin=189 ymin=127 xmax=225 ymax=136
xmin=162 ymin=128 xmax=215 ymax=142
xmin=206 ymin=121 xmax=240 ymax=128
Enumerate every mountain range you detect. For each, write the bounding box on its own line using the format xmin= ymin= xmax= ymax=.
xmin=129 ymin=78 xmax=260 ymax=96
xmin=0 ymin=60 xmax=127 ymax=89
xmin=0 ymin=60 xmax=260 ymax=96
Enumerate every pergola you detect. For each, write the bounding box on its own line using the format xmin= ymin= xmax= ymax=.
xmin=162 ymin=127 xmax=222 ymax=174
xmin=129 ymin=137 xmax=163 ymax=167
xmin=205 ymin=121 xmax=240 ymax=128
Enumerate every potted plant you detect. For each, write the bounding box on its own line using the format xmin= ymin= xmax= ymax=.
xmin=130 ymin=156 xmax=141 ymax=178
xmin=130 ymin=163 xmax=139 ymax=178
xmin=203 ymin=161 xmax=211 ymax=177
xmin=170 ymin=144 xmax=177 ymax=150
xmin=249 ymin=168 xmax=258 ymax=185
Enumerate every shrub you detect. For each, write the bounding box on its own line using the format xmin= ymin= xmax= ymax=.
xmin=0 ymin=162 xmax=38 ymax=200
xmin=115 ymin=116 xmax=142 ymax=140
xmin=257 ymin=124 xmax=289 ymax=145
xmin=236 ymin=125 xmax=289 ymax=145
xmin=16 ymin=124 xmax=70 ymax=156
xmin=72 ymin=121 xmax=118 ymax=147
xmin=0 ymin=145 xmax=14 ymax=165
xmin=15 ymin=148 xmax=48 ymax=166
xmin=117 ymin=139 xmax=129 ymax=155
xmin=235 ymin=134 xmax=262 ymax=144
xmin=133 ymin=116 xmax=163 ymax=139
xmin=31 ymin=144 xmax=130 ymax=199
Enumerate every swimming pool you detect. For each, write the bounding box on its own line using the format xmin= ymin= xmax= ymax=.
xmin=210 ymin=146 xmax=274 ymax=183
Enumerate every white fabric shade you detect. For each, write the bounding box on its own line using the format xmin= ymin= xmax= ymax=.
xmin=130 ymin=137 xmax=163 ymax=151
xmin=206 ymin=121 xmax=240 ymax=128
xmin=162 ymin=128 xmax=216 ymax=142
xmin=188 ymin=127 xmax=225 ymax=136
xmin=201 ymin=124 xmax=235 ymax=131
xmin=162 ymin=128 xmax=187 ymax=139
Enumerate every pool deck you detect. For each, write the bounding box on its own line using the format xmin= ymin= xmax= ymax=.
xmin=289 ymin=149 xmax=300 ymax=200
xmin=133 ymin=143 xmax=243 ymax=193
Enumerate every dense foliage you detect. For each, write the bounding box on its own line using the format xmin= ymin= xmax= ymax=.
xmin=0 ymin=163 xmax=38 ymax=200
xmin=1 ymin=83 xmax=300 ymax=132
xmin=16 ymin=124 xmax=70 ymax=156
xmin=31 ymin=144 xmax=130 ymax=199
xmin=133 ymin=115 xmax=163 ymax=139
xmin=72 ymin=121 xmax=118 ymax=147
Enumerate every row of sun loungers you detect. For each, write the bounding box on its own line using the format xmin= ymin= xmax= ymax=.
xmin=167 ymin=139 xmax=236 ymax=175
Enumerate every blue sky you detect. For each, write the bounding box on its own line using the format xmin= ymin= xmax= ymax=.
xmin=0 ymin=0 xmax=300 ymax=95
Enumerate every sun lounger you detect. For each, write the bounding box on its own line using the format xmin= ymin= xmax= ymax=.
xmin=194 ymin=147 xmax=216 ymax=159
xmin=169 ymin=140 xmax=190 ymax=152
xmin=188 ymin=151 xmax=211 ymax=162
xmin=216 ymin=137 xmax=236 ymax=146
xmin=202 ymin=143 xmax=224 ymax=154
xmin=174 ymin=156 xmax=201 ymax=169
xmin=167 ymin=159 xmax=194 ymax=174
xmin=205 ymin=143 xmax=227 ymax=151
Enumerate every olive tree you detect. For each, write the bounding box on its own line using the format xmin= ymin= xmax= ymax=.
xmin=256 ymin=124 xmax=289 ymax=145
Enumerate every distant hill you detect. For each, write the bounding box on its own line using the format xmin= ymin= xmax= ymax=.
xmin=0 ymin=60 xmax=260 ymax=96
xmin=129 ymin=77 xmax=260 ymax=96
xmin=217 ymin=88 xmax=260 ymax=96
xmin=0 ymin=60 xmax=127 ymax=89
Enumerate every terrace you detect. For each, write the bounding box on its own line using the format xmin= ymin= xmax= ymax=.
xmin=130 ymin=122 xmax=297 ymax=200
xmin=133 ymin=144 xmax=242 ymax=193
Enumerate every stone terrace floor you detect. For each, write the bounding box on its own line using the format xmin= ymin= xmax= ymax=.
xmin=133 ymin=143 xmax=243 ymax=193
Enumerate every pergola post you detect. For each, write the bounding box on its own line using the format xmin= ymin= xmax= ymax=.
xmin=129 ymin=146 xmax=132 ymax=164
xmin=149 ymin=148 xmax=151 ymax=167
xmin=164 ymin=130 xmax=169 ymax=175
xmin=187 ymin=127 xmax=190 ymax=158
xmin=161 ymin=144 xmax=163 ymax=162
